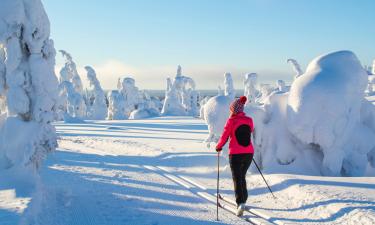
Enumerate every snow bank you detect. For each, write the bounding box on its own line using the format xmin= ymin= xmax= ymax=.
xmin=0 ymin=0 xmax=58 ymax=170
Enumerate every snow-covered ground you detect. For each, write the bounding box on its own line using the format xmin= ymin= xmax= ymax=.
xmin=1 ymin=117 xmax=375 ymax=224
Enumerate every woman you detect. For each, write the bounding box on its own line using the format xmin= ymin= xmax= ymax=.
xmin=215 ymin=96 xmax=254 ymax=216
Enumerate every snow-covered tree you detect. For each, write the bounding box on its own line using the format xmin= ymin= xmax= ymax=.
xmin=118 ymin=77 xmax=140 ymax=117
xmin=287 ymin=51 xmax=375 ymax=176
xmin=60 ymin=81 xmax=86 ymax=119
xmin=85 ymin=66 xmax=107 ymax=120
xmin=57 ymin=50 xmax=86 ymax=119
xmin=129 ymin=90 xmax=160 ymax=119
xmin=372 ymin=60 xmax=375 ymax=75
xmin=202 ymin=72 xmax=235 ymax=144
xmin=224 ymin=72 xmax=235 ymax=100
xmin=244 ymin=73 xmax=259 ymax=104
xmin=287 ymin=58 xmax=303 ymax=79
xmin=107 ymin=90 xmax=126 ymax=120
xmin=162 ymin=65 xmax=198 ymax=116
xmin=60 ymin=50 xmax=84 ymax=94
xmin=0 ymin=0 xmax=59 ymax=169
xmin=162 ymin=78 xmax=186 ymax=115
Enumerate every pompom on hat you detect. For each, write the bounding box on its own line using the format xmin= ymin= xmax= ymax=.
xmin=230 ymin=96 xmax=247 ymax=114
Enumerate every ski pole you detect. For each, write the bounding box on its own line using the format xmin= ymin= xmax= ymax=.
xmin=216 ymin=152 xmax=220 ymax=221
xmin=252 ymin=159 xmax=277 ymax=199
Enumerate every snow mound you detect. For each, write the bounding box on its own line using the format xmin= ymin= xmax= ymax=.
xmin=287 ymin=50 xmax=375 ymax=176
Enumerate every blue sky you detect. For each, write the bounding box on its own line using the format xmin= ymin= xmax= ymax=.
xmin=43 ymin=0 xmax=375 ymax=90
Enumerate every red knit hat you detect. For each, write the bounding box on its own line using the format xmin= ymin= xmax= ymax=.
xmin=230 ymin=96 xmax=247 ymax=114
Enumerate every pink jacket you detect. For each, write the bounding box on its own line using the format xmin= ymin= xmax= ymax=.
xmin=216 ymin=112 xmax=254 ymax=155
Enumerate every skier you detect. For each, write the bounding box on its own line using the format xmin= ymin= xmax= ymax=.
xmin=215 ymin=96 xmax=254 ymax=216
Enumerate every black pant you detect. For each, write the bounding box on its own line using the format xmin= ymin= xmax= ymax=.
xmin=229 ymin=153 xmax=253 ymax=206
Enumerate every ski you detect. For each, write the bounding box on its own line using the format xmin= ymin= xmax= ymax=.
xmin=197 ymin=192 xmax=269 ymax=224
xmin=217 ymin=194 xmax=280 ymax=225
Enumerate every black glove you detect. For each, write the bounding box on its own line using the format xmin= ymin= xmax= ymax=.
xmin=216 ymin=147 xmax=222 ymax=152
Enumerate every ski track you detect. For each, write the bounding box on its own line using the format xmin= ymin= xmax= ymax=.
xmin=17 ymin=117 xmax=375 ymax=225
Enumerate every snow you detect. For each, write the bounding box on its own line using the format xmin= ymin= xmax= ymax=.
xmin=59 ymin=50 xmax=84 ymax=95
xmin=287 ymin=58 xmax=303 ymax=79
xmin=58 ymin=50 xmax=86 ymax=120
xmin=1 ymin=1 xmax=374 ymax=224
xmin=162 ymin=66 xmax=199 ymax=116
xmin=0 ymin=0 xmax=58 ymax=170
xmin=107 ymin=90 xmax=126 ymax=120
xmin=287 ymin=51 xmax=374 ymax=176
xmin=202 ymin=73 xmax=235 ymax=143
xmin=244 ymin=73 xmax=260 ymax=104
xmin=129 ymin=91 xmax=160 ymax=119
xmin=203 ymin=50 xmax=375 ymax=177
xmin=85 ymin=66 xmax=107 ymax=120
xmin=1 ymin=117 xmax=374 ymax=224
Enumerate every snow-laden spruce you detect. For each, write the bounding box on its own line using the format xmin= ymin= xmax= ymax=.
xmin=243 ymin=73 xmax=260 ymax=104
xmin=204 ymin=51 xmax=375 ymax=176
xmin=117 ymin=77 xmax=140 ymax=118
xmin=287 ymin=51 xmax=375 ymax=176
xmin=129 ymin=91 xmax=160 ymax=119
xmin=162 ymin=65 xmax=199 ymax=116
xmin=0 ymin=0 xmax=59 ymax=169
xmin=85 ymin=66 xmax=108 ymax=120
xmin=58 ymin=50 xmax=86 ymax=120
xmin=202 ymin=72 xmax=235 ymax=144
xmin=107 ymin=90 xmax=126 ymax=120
xmin=60 ymin=50 xmax=84 ymax=94
xmin=250 ymin=51 xmax=375 ymax=176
